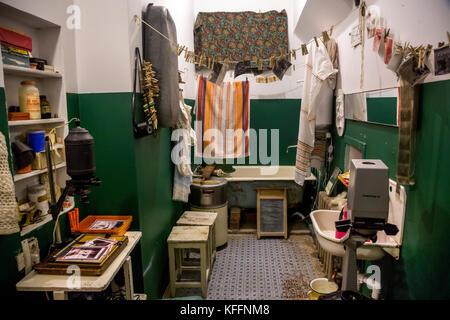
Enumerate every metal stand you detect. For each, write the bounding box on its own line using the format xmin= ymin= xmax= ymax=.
xmin=341 ymin=234 xmax=366 ymax=291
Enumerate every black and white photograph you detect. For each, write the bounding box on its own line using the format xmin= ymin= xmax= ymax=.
xmin=434 ymin=45 xmax=450 ymax=76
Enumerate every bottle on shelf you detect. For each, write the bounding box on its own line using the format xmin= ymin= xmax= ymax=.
xmin=40 ymin=95 xmax=52 ymax=119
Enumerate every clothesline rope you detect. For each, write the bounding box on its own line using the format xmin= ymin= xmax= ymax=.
xmin=134 ymin=14 xmax=339 ymax=66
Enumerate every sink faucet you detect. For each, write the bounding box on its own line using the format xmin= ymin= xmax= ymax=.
xmin=286 ymin=145 xmax=297 ymax=153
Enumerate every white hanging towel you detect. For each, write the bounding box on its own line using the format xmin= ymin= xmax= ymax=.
xmin=172 ymin=90 xmax=196 ymax=203
xmin=295 ymin=40 xmax=338 ymax=186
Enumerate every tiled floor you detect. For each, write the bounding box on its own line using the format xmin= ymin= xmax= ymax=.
xmin=172 ymin=230 xmax=325 ymax=300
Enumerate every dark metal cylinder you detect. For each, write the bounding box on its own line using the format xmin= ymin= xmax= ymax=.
xmin=64 ymin=120 xmax=96 ymax=180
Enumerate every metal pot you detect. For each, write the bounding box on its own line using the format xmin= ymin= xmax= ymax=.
xmin=189 ymin=177 xmax=228 ymax=208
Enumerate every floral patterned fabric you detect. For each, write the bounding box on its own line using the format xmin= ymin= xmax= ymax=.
xmin=194 ymin=10 xmax=289 ymax=70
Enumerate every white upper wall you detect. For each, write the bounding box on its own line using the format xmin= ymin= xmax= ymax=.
xmin=73 ymin=0 xmax=132 ymax=94
xmin=3 ymin=0 xmax=448 ymax=97
xmin=295 ymin=0 xmax=353 ymax=43
xmin=333 ymin=0 xmax=450 ymax=94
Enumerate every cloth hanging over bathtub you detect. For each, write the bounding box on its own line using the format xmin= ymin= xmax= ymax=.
xmin=295 ymin=40 xmax=338 ymax=186
xmin=195 ymin=76 xmax=250 ymax=159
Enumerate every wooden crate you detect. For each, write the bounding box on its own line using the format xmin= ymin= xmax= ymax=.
xmin=229 ymin=207 xmax=241 ymax=230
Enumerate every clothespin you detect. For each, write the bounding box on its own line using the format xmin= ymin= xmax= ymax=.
xmin=314 ymin=36 xmax=319 ymax=47
xmin=322 ymin=31 xmax=330 ymax=44
xmin=269 ymin=56 xmax=276 ymax=68
xmin=301 ymin=43 xmax=309 ymax=55
xmin=199 ymin=54 xmax=205 ymax=67
xmin=384 ymin=28 xmax=390 ymax=42
xmin=360 ymin=1 xmax=366 ymax=17
xmin=258 ymin=58 xmax=263 ymax=71
xmin=426 ymin=44 xmax=433 ymax=58
xmin=329 ymin=25 xmax=334 ymax=37
xmin=134 ymin=14 xmax=141 ymax=26
xmin=291 ymin=49 xmax=297 ymax=60
xmin=176 ymin=45 xmax=184 ymax=56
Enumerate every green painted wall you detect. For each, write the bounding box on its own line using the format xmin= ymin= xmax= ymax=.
xmin=189 ymin=98 xmax=301 ymax=166
xmin=133 ymin=131 xmax=184 ymax=297
xmin=72 ymin=92 xmax=183 ymax=298
xmin=332 ymin=80 xmax=450 ymax=299
xmin=0 ymin=90 xmax=183 ymax=299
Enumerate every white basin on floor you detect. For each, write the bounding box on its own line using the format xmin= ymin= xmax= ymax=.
xmin=310 ymin=210 xmax=397 ymax=261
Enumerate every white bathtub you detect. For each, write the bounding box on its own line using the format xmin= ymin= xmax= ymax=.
xmin=224 ymin=166 xmax=316 ymax=209
xmin=225 ymin=166 xmax=316 ymax=182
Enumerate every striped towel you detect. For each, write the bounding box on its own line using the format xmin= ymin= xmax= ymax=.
xmin=195 ymin=76 xmax=250 ymax=159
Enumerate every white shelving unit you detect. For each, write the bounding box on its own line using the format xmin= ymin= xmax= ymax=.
xmin=0 ymin=3 xmax=70 ymax=236
xmin=14 ymin=162 xmax=66 ymax=182
xmin=3 ymin=64 xmax=62 ymax=79
xmin=20 ymin=204 xmax=75 ymax=236
xmin=8 ymin=118 xmax=66 ymax=127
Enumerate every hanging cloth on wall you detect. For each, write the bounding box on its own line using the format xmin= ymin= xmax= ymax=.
xmin=143 ymin=4 xmax=180 ymax=128
xmin=0 ymin=132 xmax=20 ymax=235
xmin=194 ymin=10 xmax=289 ymax=71
xmin=195 ymin=76 xmax=250 ymax=159
xmin=295 ymin=40 xmax=338 ymax=186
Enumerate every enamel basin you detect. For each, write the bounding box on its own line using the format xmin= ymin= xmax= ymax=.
xmin=310 ymin=210 xmax=398 ymax=261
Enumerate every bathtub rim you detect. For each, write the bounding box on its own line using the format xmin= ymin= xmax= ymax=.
xmin=224 ymin=165 xmax=316 ymax=182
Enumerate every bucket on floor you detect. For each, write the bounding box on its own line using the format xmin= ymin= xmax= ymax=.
xmin=308 ymin=278 xmax=339 ymax=300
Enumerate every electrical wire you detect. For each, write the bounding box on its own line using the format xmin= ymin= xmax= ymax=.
xmin=48 ymin=118 xmax=78 ymax=137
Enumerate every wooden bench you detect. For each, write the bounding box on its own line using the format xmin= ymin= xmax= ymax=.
xmin=167 ymin=226 xmax=210 ymax=298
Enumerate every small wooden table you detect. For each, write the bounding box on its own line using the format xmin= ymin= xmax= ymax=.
xmin=167 ymin=226 xmax=210 ymax=298
xmin=177 ymin=211 xmax=217 ymax=272
xmin=16 ymin=231 xmax=142 ymax=300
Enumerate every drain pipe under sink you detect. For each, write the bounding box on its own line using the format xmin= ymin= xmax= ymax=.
xmin=357 ymin=272 xmax=381 ymax=300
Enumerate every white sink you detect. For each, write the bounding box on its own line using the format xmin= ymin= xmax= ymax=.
xmin=310 ymin=210 xmax=393 ymax=260
xmin=310 ymin=179 xmax=407 ymax=261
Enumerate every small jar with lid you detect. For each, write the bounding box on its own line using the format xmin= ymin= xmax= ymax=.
xmin=19 ymin=81 xmax=41 ymax=120
xmin=28 ymin=184 xmax=49 ymax=216
xmin=40 ymin=95 xmax=52 ymax=119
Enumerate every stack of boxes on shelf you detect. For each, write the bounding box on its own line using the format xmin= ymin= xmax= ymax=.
xmin=0 ymin=26 xmax=57 ymax=73
xmin=0 ymin=26 xmax=32 ymax=68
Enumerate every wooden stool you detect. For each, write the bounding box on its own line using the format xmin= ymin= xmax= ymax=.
xmin=167 ymin=226 xmax=210 ymax=298
xmin=177 ymin=211 xmax=217 ymax=273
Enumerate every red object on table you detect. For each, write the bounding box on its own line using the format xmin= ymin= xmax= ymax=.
xmin=78 ymin=216 xmax=132 ymax=235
